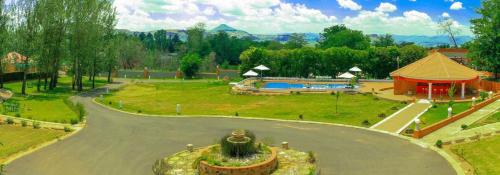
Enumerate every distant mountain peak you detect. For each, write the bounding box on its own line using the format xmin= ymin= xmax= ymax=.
xmin=211 ymin=24 xmax=238 ymax=32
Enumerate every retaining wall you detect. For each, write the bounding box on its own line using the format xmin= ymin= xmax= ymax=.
xmin=413 ymin=94 xmax=500 ymax=138
xmin=198 ymin=148 xmax=278 ymax=175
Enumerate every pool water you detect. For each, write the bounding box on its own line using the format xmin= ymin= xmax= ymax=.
xmin=263 ymin=82 xmax=354 ymax=89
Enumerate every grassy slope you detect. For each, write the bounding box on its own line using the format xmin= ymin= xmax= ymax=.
xmin=101 ymin=81 xmax=405 ymax=127
xmin=1 ymin=77 xmax=106 ymax=123
xmin=469 ymin=111 xmax=500 ymax=129
xmin=450 ymin=136 xmax=500 ymax=175
xmin=414 ymin=102 xmax=471 ymax=129
xmin=0 ymin=125 xmax=66 ymax=163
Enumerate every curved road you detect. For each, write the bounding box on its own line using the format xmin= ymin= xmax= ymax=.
xmin=6 ymin=88 xmax=456 ymax=175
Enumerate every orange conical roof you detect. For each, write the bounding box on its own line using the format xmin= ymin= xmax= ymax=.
xmin=390 ymin=52 xmax=481 ymax=81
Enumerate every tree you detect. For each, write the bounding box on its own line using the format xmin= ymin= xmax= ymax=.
xmin=318 ymin=25 xmax=370 ymax=50
xmin=373 ymin=34 xmax=395 ymax=47
xmin=266 ymin=41 xmax=284 ymax=50
xmin=398 ymin=44 xmax=427 ymax=67
xmin=438 ymin=17 xmax=461 ymax=48
xmin=154 ymin=30 xmax=168 ymax=52
xmin=0 ymin=0 xmax=8 ymax=88
xmin=285 ymin=33 xmax=307 ymax=49
xmin=469 ymin=0 xmax=499 ymax=79
xmin=180 ymin=54 xmax=201 ymax=78
xmin=187 ymin=23 xmax=209 ymax=56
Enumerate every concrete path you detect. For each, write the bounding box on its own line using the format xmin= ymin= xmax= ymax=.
xmin=5 ymin=84 xmax=456 ymax=175
xmin=372 ymin=101 xmax=431 ymax=133
xmin=422 ymin=100 xmax=500 ymax=144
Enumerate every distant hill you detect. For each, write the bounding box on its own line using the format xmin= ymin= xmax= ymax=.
xmin=116 ymin=24 xmax=474 ymax=48
xmin=209 ymin=24 xmax=255 ymax=39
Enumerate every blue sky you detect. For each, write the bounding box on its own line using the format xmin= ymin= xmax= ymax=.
xmin=113 ymin=0 xmax=481 ymax=36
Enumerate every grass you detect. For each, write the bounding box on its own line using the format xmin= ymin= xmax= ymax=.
xmin=411 ymin=102 xmax=471 ymax=129
xmin=1 ymin=76 xmax=107 ymax=123
xmin=100 ymin=81 xmax=405 ymax=127
xmin=0 ymin=124 xmax=66 ymax=163
xmin=450 ymin=136 xmax=500 ymax=175
xmin=469 ymin=111 xmax=500 ymax=129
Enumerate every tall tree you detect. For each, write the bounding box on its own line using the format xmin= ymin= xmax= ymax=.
xmin=438 ymin=17 xmax=461 ymax=48
xmin=373 ymin=34 xmax=395 ymax=47
xmin=469 ymin=0 xmax=499 ymax=79
xmin=318 ymin=25 xmax=370 ymax=50
xmin=0 ymin=0 xmax=8 ymax=88
xmin=187 ymin=23 xmax=209 ymax=56
xmin=285 ymin=33 xmax=307 ymax=49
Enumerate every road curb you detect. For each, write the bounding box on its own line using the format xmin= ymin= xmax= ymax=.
xmin=92 ymin=97 xmax=465 ymax=175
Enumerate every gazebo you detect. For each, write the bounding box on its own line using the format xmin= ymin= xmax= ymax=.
xmin=390 ymin=52 xmax=482 ymax=99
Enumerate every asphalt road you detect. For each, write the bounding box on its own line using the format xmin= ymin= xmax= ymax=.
xmin=6 ymin=88 xmax=456 ymax=175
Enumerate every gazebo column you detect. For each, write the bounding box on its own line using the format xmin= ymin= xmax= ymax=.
xmin=428 ymin=82 xmax=432 ymax=100
xmin=461 ymin=82 xmax=465 ymax=99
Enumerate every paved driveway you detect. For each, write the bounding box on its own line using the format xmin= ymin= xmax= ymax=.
xmin=6 ymin=89 xmax=456 ymax=175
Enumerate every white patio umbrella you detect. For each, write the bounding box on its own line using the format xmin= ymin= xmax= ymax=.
xmin=243 ymin=70 xmax=258 ymax=77
xmin=253 ymin=65 xmax=270 ymax=80
xmin=349 ymin=66 xmax=362 ymax=72
xmin=337 ymin=72 xmax=355 ymax=79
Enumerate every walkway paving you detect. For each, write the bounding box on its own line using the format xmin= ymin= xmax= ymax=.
xmin=422 ymin=100 xmax=500 ymax=144
xmin=4 ymin=83 xmax=456 ymax=175
xmin=372 ymin=101 xmax=431 ymax=133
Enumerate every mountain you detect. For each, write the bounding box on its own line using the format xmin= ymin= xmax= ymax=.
xmin=209 ymin=24 xmax=255 ymax=39
xmin=117 ymin=24 xmax=474 ymax=48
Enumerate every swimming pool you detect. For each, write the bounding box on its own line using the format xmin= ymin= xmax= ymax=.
xmin=263 ymin=82 xmax=354 ymax=89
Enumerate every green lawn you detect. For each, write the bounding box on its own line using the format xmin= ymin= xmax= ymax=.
xmin=100 ymin=81 xmax=405 ymax=127
xmin=450 ymin=136 xmax=500 ymax=175
xmin=0 ymin=124 xmax=66 ymax=163
xmin=1 ymin=77 xmax=107 ymax=123
xmin=414 ymin=102 xmax=471 ymax=129
xmin=469 ymin=111 xmax=500 ymax=129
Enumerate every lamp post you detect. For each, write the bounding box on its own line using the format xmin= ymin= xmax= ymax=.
xmin=448 ymin=107 xmax=453 ymax=118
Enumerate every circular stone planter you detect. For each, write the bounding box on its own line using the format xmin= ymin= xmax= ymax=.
xmin=198 ymin=148 xmax=278 ymax=175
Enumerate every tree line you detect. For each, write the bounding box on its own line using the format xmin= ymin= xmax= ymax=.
xmin=0 ymin=0 xmax=118 ymax=94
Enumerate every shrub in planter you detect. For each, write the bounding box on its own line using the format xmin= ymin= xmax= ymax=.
xmin=435 ymin=140 xmax=443 ymax=148
xmin=21 ymin=120 xmax=28 ymax=127
xmin=6 ymin=118 xmax=14 ymax=125
xmin=377 ymin=113 xmax=386 ymax=118
xmin=32 ymin=122 xmax=41 ymax=129
xmin=461 ymin=124 xmax=468 ymax=130
xmin=480 ymin=91 xmax=488 ymax=101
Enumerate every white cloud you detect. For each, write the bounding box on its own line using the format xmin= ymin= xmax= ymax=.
xmin=336 ymin=0 xmax=362 ymax=11
xmin=343 ymin=10 xmax=472 ymax=35
xmin=450 ymin=2 xmax=464 ymax=10
xmin=441 ymin=12 xmax=450 ymax=18
xmin=375 ymin=2 xmax=397 ymax=13
xmin=113 ymin=0 xmax=337 ymax=34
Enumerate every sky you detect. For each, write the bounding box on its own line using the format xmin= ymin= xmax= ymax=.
xmin=113 ymin=0 xmax=482 ymax=36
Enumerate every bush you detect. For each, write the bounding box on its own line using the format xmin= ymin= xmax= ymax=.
xmin=6 ymin=118 xmax=14 ymax=125
xmin=377 ymin=113 xmax=386 ymax=118
xmin=21 ymin=120 xmax=28 ymax=127
xmin=64 ymin=126 xmax=73 ymax=132
xmin=108 ymin=101 xmax=112 ymax=105
xmin=235 ymin=112 xmax=239 ymax=116
xmin=448 ymin=100 xmax=454 ymax=107
xmin=405 ymin=128 xmax=414 ymax=134
xmin=137 ymin=110 xmax=142 ymax=113
xmin=32 ymin=122 xmax=41 ymax=129
xmin=432 ymin=103 xmax=437 ymax=108
xmin=461 ymin=124 xmax=468 ymax=130
xmin=180 ymin=54 xmax=202 ymax=78
xmin=362 ymin=120 xmax=370 ymax=126
xmin=299 ymin=114 xmax=303 ymax=120
xmin=391 ymin=106 xmax=398 ymax=110
xmin=70 ymin=119 xmax=79 ymax=125
xmin=15 ymin=113 xmax=21 ymax=117
xmin=307 ymin=151 xmax=316 ymax=163
xmin=295 ymin=91 xmax=301 ymax=95
xmin=480 ymin=91 xmax=488 ymax=101
xmin=76 ymin=103 xmax=86 ymax=121
xmin=373 ymin=97 xmax=379 ymax=101
xmin=435 ymin=140 xmax=443 ymax=148
xmin=401 ymin=101 xmax=408 ymax=105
